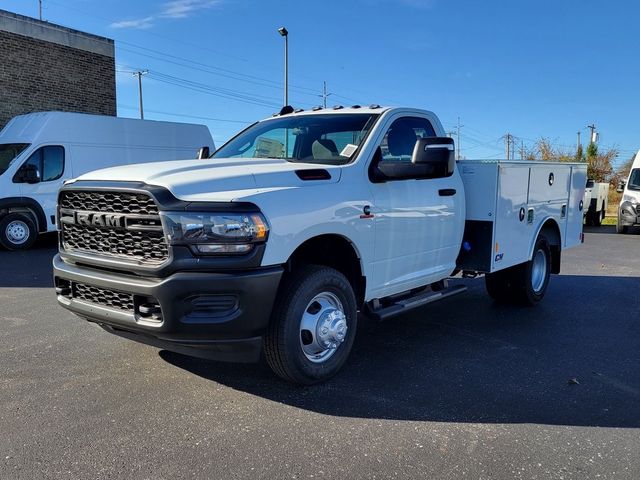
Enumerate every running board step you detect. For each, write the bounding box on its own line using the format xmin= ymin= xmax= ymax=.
xmin=368 ymin=284 xmax=468 ymax=321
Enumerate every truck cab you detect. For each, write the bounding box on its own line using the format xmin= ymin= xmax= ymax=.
xmin=53 ymin=106 xmax=586 ymax=384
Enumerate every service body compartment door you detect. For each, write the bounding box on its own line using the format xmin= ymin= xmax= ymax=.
xmin=565 ymin=164 xmax=588 ymax=248
xmin=492 ymin=164 xmax=532 ymax=271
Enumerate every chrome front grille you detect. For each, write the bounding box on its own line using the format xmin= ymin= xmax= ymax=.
xmin=59 ymin=190 xmax=169 ymax=265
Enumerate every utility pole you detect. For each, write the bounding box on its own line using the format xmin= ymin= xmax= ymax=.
xmin=577 ymin=131 xmax=581 ymax=149
xmin=503 ymin=133 xmax=516 ymax=160
xmin=520 ymin=140 xmax=525 ymax=160
xmin=318 ymin=81 xmax=332 ymax=108
xmin=133 ymin=70 xmax=148 ymax=119
xmin=587 ymin=124 xmax=597 ymax=144
xmin=38 ymin=0 xmax=42 ymax=20
xmin=456 ymin=117 xmax=463 ymax=160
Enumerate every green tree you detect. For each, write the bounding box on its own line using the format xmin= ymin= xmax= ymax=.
xmin=585 ymin=142 xmax=615 ymax=182
xmin=575 ymin=143 xmax=584 ymax=162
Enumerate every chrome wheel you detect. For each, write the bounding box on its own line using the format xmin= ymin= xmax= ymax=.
xmin=530 ymin=248 xmax=547 ymax=293
xmin=299 ymin=292 xmax=348 ymax=364
xmin=5 ymin=220 xmax=29 ymax=245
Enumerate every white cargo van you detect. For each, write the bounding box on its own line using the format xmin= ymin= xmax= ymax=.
xmin=0 ymin=112 xmax=214 ymax=249
xmin=617 ymin=149 xmax=640 ymax=233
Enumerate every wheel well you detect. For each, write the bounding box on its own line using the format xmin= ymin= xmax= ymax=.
xmin=286 ymin=235 xmax=366 ymax=307
xmin=539 ymin=219 xmax=561 ymax=274
xmin=0 ymin=197 xmax=47 ymax=233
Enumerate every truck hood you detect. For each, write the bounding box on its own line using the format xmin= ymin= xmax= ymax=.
xmin=74 ymin=157 xmax=342 ymax=202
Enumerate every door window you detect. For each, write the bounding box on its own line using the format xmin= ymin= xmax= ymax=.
xmin=16 ymin=146 xmax=65 ymax=183
xmin=381 ymin=117 xmax=436 ymax=163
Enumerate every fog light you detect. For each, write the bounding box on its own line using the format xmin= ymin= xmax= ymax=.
xmin=194 ymin=244 xmax=253 ymax=254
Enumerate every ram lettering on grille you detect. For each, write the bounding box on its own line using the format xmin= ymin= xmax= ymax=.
xmin=59 ymin=190 xmax=169 ymax=265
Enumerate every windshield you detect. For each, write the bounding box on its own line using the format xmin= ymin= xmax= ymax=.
xmin=213 ymin=114 xmax=379 ymax=165
xmin=0 ymin=143 xmax=30 ymax=176
xmin=628 ymin=168 xmax=640 ymax=191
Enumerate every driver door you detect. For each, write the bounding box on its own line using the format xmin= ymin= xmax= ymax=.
xmin=368 ymin=116 xmax=463 ymax=298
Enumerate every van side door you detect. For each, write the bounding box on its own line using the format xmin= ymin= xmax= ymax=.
xmin=367 ymin=116 xmax=464 ymax=298
xmin=13 ymin=145 xmax=66 ymax=232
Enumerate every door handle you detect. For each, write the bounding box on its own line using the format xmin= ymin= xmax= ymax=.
xmin=439 ymin=188 xmax=456 ymax=196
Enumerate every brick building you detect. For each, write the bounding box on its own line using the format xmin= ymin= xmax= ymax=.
xmin=0 ymin=9 xmax=116 ymax=130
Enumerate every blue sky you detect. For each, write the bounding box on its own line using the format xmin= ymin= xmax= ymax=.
xmin=4 ymin=0 xmax=639 ymax=166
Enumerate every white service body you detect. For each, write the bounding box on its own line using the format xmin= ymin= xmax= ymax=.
xmin=0 ymin=112 xmax=213 ymax=236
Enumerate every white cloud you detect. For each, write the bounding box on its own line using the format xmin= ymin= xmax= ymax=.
xmin=160 ymin=0 xmax=221 ymax=19
xmin=109 ymin=0 xmax=221 ymax=29
xmin=110 ymin=16 xmax=155 ymax=29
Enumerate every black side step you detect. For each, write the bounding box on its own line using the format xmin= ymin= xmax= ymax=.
xmin=367 ymin=284 xmax=467 ymax=321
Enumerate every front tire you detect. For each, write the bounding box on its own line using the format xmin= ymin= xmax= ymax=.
xmin=616 ymin=221 xmax=628 ymax=234
xmin=264 ymin=265 xmax=357 ymax=385
xmin=0 ymin=213 xmax=38 ymax=250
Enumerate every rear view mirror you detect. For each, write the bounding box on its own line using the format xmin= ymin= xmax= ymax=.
xmin=15 ymin=163 xmax=41 ymax=184
xmin=197 ymin=146 xmax=210 ymax=159
xmin=411 ymin=137 xmax=455 ymax=177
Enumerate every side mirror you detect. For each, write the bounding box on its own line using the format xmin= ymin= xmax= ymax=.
xmin=16 ymin=163 xmax=41 ymax=184
xmin=197 ymin=146 xmax=210 ymax=159
xmin=411 ymin=137 xmax=455 ymax=176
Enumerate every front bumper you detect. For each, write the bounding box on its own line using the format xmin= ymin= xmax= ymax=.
xmin=53 ymin=254 xmax=283 ymax=363
xmin=618 ymin=202 xmax=640 ymax=226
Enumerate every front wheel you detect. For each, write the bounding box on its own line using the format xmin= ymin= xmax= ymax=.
xmin=616 ymin=218 xmax=628 ymax=234
xmin=264 ymin=265 xmax=357 ymax=384
xmin=0 ymin=213 xmax=38 ymax=250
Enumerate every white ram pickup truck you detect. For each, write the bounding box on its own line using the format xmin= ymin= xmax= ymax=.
xmin=53 ymin=106 xmax=587 ymax=384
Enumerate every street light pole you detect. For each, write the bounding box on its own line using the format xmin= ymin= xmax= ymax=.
xmin=278 ymin=27 xmax=289 ymax=106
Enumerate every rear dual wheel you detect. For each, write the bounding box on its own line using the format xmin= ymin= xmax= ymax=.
xmin=485 ymin=235 xmax=551 ymax=305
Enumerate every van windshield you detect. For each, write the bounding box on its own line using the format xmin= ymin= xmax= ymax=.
xmin=212 ymin=114 xmax=379 ymax=165
xmin=0 ymin=143 xmax=30 ymax=176
xmin=628 ymin=168 xmax=640 ymax=191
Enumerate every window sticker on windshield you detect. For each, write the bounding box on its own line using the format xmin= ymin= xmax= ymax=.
xmin=340 ymin=144 xmax=358 ymax=157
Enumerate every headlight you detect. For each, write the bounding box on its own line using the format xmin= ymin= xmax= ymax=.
xmin=623 ymin=194 xmax=637 ymax=203
xmin=161 ymin=211 xmax=269 ymax=255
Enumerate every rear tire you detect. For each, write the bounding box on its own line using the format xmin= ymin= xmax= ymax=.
xmin=592 ymin=207 xmax=602 ymax=226
xmin=264 ymin=265 xmax=357 ymax=385
xmin=485 ymin=235 xmax=552 ymax=306
xmin=0 ymin=213 xmax=38 ymax=250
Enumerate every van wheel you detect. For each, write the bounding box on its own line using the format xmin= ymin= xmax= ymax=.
xmin=264 ymin=265 xmax=357 ymax=385
xmin=0 ymin=213 xmax=38 ymax=250
xmin=616 ymin=221 xmax=628 ymax=234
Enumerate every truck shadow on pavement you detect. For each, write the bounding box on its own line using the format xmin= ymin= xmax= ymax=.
xmin=161 ymin=274 xmax=640 ymax=428
xmin=0 ymin=233 xmax=57 ymax=287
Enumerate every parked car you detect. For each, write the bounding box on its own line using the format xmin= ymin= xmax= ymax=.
xmin=53 ymin=106 xmax=586 ymax=384
xmin=617 ymin=149 xmax=640 ymax=233
xmin=0 ymin=112 xmax=214 ymax=249
xmin=583 ymin=179 xmax=609 ymax=226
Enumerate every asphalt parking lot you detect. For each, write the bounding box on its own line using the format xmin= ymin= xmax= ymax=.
xmin=1 ymin=227 xmax=639 ymax=479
